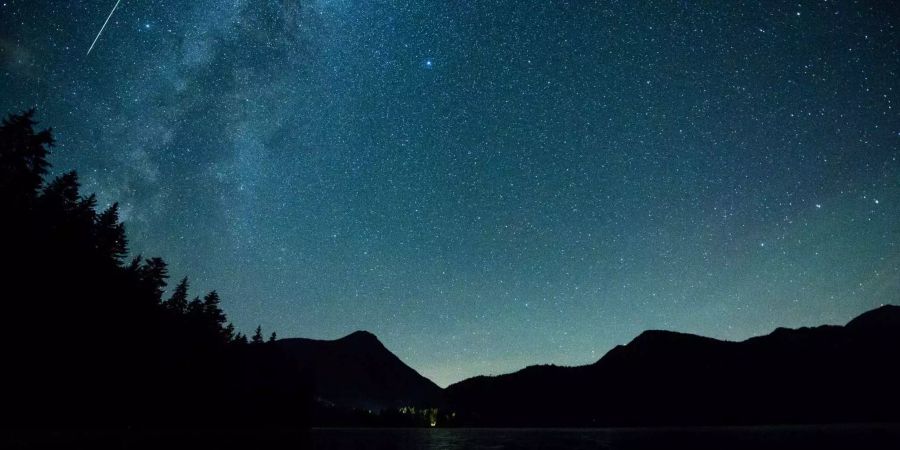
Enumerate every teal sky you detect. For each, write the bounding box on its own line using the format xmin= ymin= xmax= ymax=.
xmin=2 ymin=0 xmax=897 ymax=387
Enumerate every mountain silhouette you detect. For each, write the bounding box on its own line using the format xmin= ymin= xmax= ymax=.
xmin=263 ymin=305 xmax=900 ymax=427
xmin=445 ymin=304 xmax=900 ymax=426
xmin=275 ymin=331 xmax=443 ymax=411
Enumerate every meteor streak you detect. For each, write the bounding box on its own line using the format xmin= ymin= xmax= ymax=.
xmin=87 ymin=0 xmax=122 ymax=55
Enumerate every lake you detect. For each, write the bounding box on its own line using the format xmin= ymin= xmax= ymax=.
xmin=308 ymin=425 xmax=900 ymax=450
xmin=4 ymin=424 xmax=898 ymax=449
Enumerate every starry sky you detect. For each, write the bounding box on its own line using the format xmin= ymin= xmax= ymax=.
xmin=1 ymin=0 xmax=898 ymax=387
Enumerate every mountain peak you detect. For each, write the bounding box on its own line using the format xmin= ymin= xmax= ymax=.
xmin=446 ymin=303 xmax=900 ymax=426
xmin=846 ymin=304 xmax=900 ymax=331
xmin=628 ymin=329 xmax=721 ymax=347
xmin=632 ymin=329 xmax=682 ymax=341
xmin=275 ymin=330 xmax=443 ymax=410
xmin=339 ymin=330 xmax=380 ymax=343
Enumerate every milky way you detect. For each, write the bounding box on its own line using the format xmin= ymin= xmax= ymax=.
xmin=1 ymin=1 xmax=898 ymax=386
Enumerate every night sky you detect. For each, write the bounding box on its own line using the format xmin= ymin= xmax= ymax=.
xmin=1 ymin=0 xmax=898 ymax=387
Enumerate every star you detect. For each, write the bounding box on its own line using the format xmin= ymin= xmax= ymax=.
xmin=1 ymin=0 xmax=896 ymax=389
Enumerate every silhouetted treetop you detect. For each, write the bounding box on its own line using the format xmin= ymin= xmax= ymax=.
xmin=203 ymin=291 xmax=227 ymax=327
xmin=95 ymin=203 xmax=128 ymax=263
xmin=140 ymin=257 xmax=169 ymax=303
xmin=0 ymin=109 xmax=53 ymax=209
xmin=167 ymin=277 xmax=190 ymax=314
xmin=1 ymin=110 xmax=298 ymax=428
xmin=252 ymin=326 xmax=265 ymax=345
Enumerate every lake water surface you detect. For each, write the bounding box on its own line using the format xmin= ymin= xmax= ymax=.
xmin=4 ymin=424 xmax=898 ymax=449
xmin=309 ymin=425 xmax=900 ymax=450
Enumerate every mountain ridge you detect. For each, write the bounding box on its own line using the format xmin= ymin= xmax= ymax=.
xmin=271 ymin=304 xmax=900 ymax=426
xmin=274 ymin=330 xmax=443 ymax=411
xmin=443 ymin=303 xmax=900 ymax=426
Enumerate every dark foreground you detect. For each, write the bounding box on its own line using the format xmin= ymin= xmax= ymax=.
xmin=310 ymin=425 xmax=900 ymax=450
xmin=3 ymin=424 xmax=899 ymax=450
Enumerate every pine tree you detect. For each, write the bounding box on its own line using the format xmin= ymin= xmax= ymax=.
xmin=95 ymin=203 xmax=128 ymax=263
xmin=268 ymin=331 xmax=277 ymax=343
xmin=223 ymin=323 xmax=236 ymax=342
xmin=187 ymin=296 xmax=204 ymax=316
xmin=139 ymin=257 xmax=169 ymax=304
xmin=0 ymin=110 xmax=53 ymax=210
xmin=251 ymin=326 xmax=264 ymax=344
xmin=40 ymin=171 xmax=81 ymax=213
xmin=202 ymin=291 xmax=226 ymax=326
xmin=167 ymin=277 xmax=189 ymax=314
xmin=0 ymin=110 xmax=300 ymax=427
xmin=201 ymin=291 xmax=230 ymax=342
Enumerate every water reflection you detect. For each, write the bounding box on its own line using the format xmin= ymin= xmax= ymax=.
xmin=308 ymin=425 xmax=899 ymax=450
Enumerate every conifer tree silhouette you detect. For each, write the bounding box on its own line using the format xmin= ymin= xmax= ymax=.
xmin=252 ymin=326 xmax=265 ymax=344
xmin=95 ymin=202 xmax=127 ymax=263
xmin=167 ymin=277 xmax=190 ymax=314
xmin=0 ymin=110 xmax=308 ymax=430
xmin=0 ymin=109 xmax=52 ymax=210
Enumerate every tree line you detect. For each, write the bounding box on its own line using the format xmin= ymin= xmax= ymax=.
xmin=0 ymin=110 xmax=308 ymax=428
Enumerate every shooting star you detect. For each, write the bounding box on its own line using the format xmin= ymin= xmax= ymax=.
xmin=87 ymin=0 xmax=123 ymax=55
